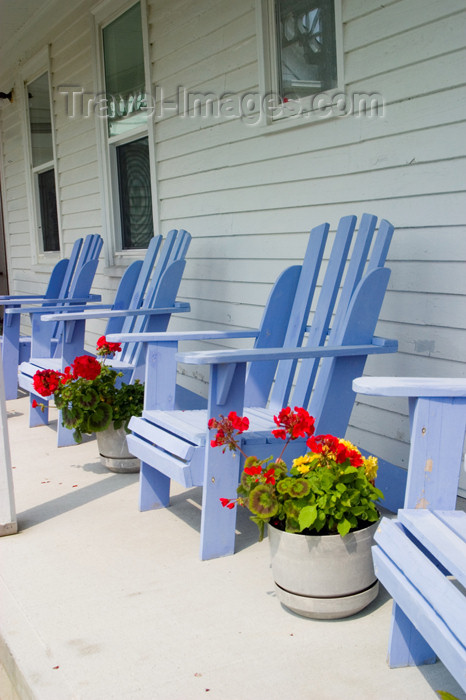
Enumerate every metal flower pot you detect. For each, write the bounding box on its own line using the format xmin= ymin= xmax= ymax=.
xmin=268 ymin=520 xmax=379 ymax=619
xmin=96 ymin=424 xmax=140 ymax=473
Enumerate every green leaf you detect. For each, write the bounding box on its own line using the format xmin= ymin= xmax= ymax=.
xmin=250 ymin=516 xmax=266 ymax=541
xmin=87 ymin=402 xmax=113 ymax=432
xmin=436 ymin=692 xmax=461 ymax=700
xmin=298 ymin=505 xmax=317 ymax=531
xmin=337 ymin=518 xmax=352 ymax=537
xmin=62 ymin=405 xmax=83 ymax=428
xmin=343 ymin=465 xmax=358 ymax=475
xmin=54 ymin=394 xmax=65 ymax=409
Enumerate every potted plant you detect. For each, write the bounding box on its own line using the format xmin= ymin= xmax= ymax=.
xmin=32 ymin=336 xmax=144 ymax=472
xmin=209 ymin=407 xmax=383 ymax=619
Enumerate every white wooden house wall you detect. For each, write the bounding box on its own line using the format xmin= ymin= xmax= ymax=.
xmin=0 ymin=0 xmax=465 ymax=493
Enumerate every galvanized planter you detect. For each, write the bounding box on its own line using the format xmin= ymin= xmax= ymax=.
xmin=96 ymin=424 xmax=140 ymax=473
xmin=268 ymin=520 xmax=379 ymax=619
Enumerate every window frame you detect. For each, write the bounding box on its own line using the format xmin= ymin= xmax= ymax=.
xmin=92 ymin=0 xmax=159 ymax=266
xmin=21 ymin=48 xmax=62 ymax=263
xmin=256 ymin=0 xmax=344 ymax=127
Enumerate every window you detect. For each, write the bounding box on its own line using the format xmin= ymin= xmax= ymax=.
xmin=103 ymin=3 xmax=147 ymax=138
xmin=27 ymin=71 xmax=60 ymax=252
xmin=276 ymin=0 xmax=338 ymax=99
xmin=258 ymin=0 xmax=342 ymax=121
xmin=98 ymin=1 xmax=155 ymax=253
xmin=116 ymin=137 xmax=153 ymax=249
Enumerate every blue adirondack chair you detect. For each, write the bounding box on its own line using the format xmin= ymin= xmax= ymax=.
xmin=107 ymin=213 xmax=398 ymax=560
xmin=1 ymin=234 xmax=103 ymax=399
xmin=18 ymin=229 xmax=191 ymax=447
xmin=354 ymin=377 xmax=466 ymax=693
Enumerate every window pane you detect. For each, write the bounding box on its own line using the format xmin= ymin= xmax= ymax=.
xmin=117 ymin=137 xmax=153 ymax=249
xmin=28 ymin=73 xmax=53 ymax=167
xmin=103 ymin=3 xmax=147 ymax=136
xmin=276 ymin=0 xmax=337 ymax=99
xmin=38 ymin=169 xmax=59 ymax=251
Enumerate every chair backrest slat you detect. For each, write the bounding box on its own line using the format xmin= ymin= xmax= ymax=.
xmin=328 ymin=213 xmax=376 ymax=342
xmin=49 ymin=234 xmax=103 ymax=341
xmin=270 ymin=216 xmax=359 ymax=412
xmin=124 ymin=258 xmax=188 ymax=377
xmin=310 ymin=266 xmax=391 ymax=435
xmin=43 ymin=259 xmax=74 ymax=301
xmin=143 ymin=229 xmax=181 ymax=308
xmin=245 ymin=223 xmax=328 ymax=411
xmin=367 ymin=218 xmax=395 ymax=272
xmin=105 ymin=235 xmax=162 ymax=340
xmin=120 ymin=230 xmax=191 ymax=366
xmin=243 ymin=265 xmax=301 ymax=408
xmin=104 ymin=260 xmax=145 ymax=336
xmin=45 ymin=238 xmax=83 ymax=301
xmin=293 ymin=215 xmax=394 ymax=411
xmin=245 ymin=214 xmax=393 ymax=417
xmin=122 ymin=235 xmax=162 ymax=318
xmin=33 ymin=257 xmax=100 ymax=358
xmin=75 ymin=234 xmax=103 ymax=275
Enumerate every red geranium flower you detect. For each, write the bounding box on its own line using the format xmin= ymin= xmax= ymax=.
xmin=219 ymin=498 xmax=235 ymax=510
xmin=244 ymin=464 xmax=262 ymax=476
xmin=32 ymin=369 xmax=63 ymax=397
xmin=272 ymin=406 xmax=315 ymax=441
xmin=96 ymin=335 xmax=122 ymax=356
xmin=348 ymin=449 xmax=364 ymax=467
xmin=71 ymin=355 xmax=101 ymax=381
xmin=208 ymin=411 xmax=250 ymax=453
xmin=61 ymin=366 xmax=73 ymax=384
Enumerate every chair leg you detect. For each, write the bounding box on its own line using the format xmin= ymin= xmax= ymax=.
xmin=30 ymin=394 xmax=49 ymax=427
xmin=2 ymin=315 xmax=20 ymax=400
xmin=387 ymin=602 xmax=436 ymax=667
xmin=199 ymin=448 xmax=240 ymax=561
xmin=57 ymin=415 xmax=77 ymax=447
xmin=139 ymin=462 xmax=170 ymax=511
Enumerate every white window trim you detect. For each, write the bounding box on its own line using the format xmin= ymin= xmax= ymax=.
xmin=92 ymin=0 xmax=159 ymax=267
xmin=21 ymin=46 xmax=63 ymax=264
xmin=256 ymin=0 xmax=344 ymax=130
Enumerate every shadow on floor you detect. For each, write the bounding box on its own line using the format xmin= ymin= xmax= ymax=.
xmin=16 ymin=470 xmax=138 ymax=530
xmin=164 ymin=486 xmax=269 ymax=553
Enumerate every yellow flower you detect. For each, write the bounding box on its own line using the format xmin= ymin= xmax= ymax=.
xmin=363 ymin=455 xmax=378 ymax=481
xmin=340 ymin=438 xmax=361 ymax=456
xmin=293 ymin=454 xmax=313 ymax=474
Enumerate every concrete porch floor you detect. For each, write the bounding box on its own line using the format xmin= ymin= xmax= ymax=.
xmin=1 ymin=394 xmax=465 ymax=700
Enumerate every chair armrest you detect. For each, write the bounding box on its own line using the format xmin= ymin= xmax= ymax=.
xmin=353 ymin=376 xmax=466 ymax=398
xmin=106 ymin=329 xmax=259 ymax=343
xmin=0 ymin=296 xmax=48 ymax=305
xmin=176 ymin=337 xmax=398 ymax=365
xmin=371 ymin=336 xmax=398 ymax=347
xmin=0 ymin=293 xmax=101 ymax=307
xmin=4 ymin=297 xmax=103 ymax=316
xmin=42 ymin=301 xmax=191 ymax=322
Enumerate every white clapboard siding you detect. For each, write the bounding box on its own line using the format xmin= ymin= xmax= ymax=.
xmin=346 ymin=14 xmax=466 ymax=80
xmin=153 ymin=7 xmax=256 ymax=78
xmin=159 ymin=123 xmax=466 ymax=196
xmin=49 ymin=3 xmax=103 ymax=260
xmin=343 ymin=0 xmax=406 ymax=23
xmin=159 ymin=160 xmax=465 ymax=219
xmin=344 ymin=0 xmax=466 ymax=50
xmin=155 ymin=80 xmax=466 ymax=160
